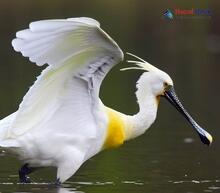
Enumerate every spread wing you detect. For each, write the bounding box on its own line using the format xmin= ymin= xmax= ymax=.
xmin=8 ymin=17 xmax=123 ymax=138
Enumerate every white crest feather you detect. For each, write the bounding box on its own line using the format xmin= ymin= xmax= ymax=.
xmin=120 ymin=52 xmax=162 ymax=74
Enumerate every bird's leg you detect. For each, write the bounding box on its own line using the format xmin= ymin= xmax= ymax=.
xmin=19 ymin=163 xmax=35 ymax=183
xmin=55 ymin=178 xmax=61 ymax=186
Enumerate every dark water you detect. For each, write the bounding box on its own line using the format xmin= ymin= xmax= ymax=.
xmin=0 ymin=0 xmax=220 ymax=193
xmin=0 ymin=131 xmax=219 ymax=193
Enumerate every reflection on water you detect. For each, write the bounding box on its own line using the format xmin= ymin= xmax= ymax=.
xmin=58 ymin=189 xmax=75 ymax=193
xmin=0 ymin=183 xmax=78 ymax=193
xmin=58 ymin=188 xmax=79 ymax=193
xmin=0 ymin=179 xmax=220 ymax=193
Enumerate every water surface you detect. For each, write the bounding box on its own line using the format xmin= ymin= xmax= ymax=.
xmin=0 ymin=132 xmax=218 ymax=193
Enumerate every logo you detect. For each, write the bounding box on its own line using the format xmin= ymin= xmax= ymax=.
xmin=163 ymin=8 xmax=211 ymax=19
xmin=164 ymin=9 xmax=174 ymax=19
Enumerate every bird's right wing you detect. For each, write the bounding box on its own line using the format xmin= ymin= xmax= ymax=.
xmin=7 ymin=17 xmax=123 ymax=138
xmin=12 ymin=17 xmax=123 ymax=69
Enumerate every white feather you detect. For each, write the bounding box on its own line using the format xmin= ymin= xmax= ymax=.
xmin=0 ymin=17 xmax=123 ymax=182
xmin=12 ymin=17 xmax=122 ymax=68
xmin=123 ymin=52 xmax=163 ymax=74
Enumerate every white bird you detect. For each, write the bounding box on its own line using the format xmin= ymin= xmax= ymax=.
xmin=0 ymin=17 xmax=212 ymax=184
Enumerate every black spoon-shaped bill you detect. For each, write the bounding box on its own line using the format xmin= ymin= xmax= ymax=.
xmin=163 ymin=86 xmax=213 ymax=146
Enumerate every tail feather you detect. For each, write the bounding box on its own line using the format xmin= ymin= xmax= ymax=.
xmin=0 ymin=112 xmax=19 ymax=147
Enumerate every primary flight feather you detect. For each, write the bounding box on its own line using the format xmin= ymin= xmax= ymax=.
xmin=0 ymin=17 xmax=212 ymax=184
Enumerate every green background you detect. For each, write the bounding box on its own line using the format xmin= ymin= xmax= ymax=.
xmin=0 ymin=1 xmax=219 ymax=193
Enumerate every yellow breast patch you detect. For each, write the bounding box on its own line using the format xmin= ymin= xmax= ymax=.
xmin=103 ymin=108 xmax=126 ymax=149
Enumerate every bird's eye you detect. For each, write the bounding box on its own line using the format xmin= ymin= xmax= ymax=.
xmin=163 ymin=82 xmax=169 ymax=87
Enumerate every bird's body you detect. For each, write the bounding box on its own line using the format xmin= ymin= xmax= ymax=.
xmin=0 ymin=71 xmax=158 ymax=182
xmin=0 ymin=17 xmax=212 ymax=183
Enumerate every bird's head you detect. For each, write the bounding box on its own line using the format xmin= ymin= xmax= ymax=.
xmin=121 ymin=53 xmax=213 ymax=146
xmin=137 ymin=68 xmax=173 ymax=98
xmin=121 ymin=53 xmax=174 ymax=99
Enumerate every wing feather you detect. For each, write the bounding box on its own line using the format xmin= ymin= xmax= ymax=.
xmin=12 ymin=17 xmax=122 ymax=67
xmin=8 ymin=17 xmax=123 ymax=138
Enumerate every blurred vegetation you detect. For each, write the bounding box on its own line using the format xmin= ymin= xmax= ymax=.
xmin=0 ymin=0 xmax=219 ymax=192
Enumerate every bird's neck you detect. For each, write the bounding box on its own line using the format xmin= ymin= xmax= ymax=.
xmin=125 ymin=92 xmax=159 ymax=140
xmin=102 ymin=92 xmax=159 ymax=149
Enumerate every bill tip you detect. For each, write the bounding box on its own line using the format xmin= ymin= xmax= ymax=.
xmin=206 ymin=133 xmax=213 ymax=146
xmin=199 ymin=132 xmax=213 ymax=146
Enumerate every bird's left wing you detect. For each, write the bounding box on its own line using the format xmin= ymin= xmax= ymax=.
xmin=8 ymin=17 xmax=123 ymax=138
